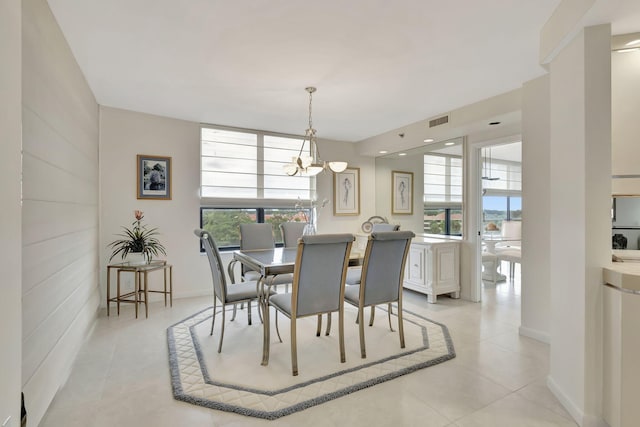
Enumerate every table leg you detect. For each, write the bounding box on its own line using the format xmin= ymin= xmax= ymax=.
xmin=163 ymin=266 xmax=167 ymax=306
xmin=144 ymin=271 xmax=149 ymax=318
xmin=107 ymin=267 xmax=111 ymax=316
xmin=117 ymin=270 xmax=122 ymax=316
xmin=260 ymin=276 xmax=270 ymax=366
xmin=169 ymin=266 xmax=173 ymax=307
xmin=134 ymin=271 xmax=139 ymax=319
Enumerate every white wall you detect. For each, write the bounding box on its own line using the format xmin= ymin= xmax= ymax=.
xmin=547 ymin=24 xmax=610 ymax=426
xmin=99 ymin=108 xmax=373 ymax=301
xmin=99 ymin=107 xmax=204 ymax=300
xmin=520 ymin=74 xmax=551 ymax=342
xmin=0 ymin=0 xmax=23 ymax=425
xmin=21 ymin=0 xmax=101 ymax=424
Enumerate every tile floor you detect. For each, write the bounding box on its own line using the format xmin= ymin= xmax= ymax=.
xmin=40 ymin=263 xmax=577 ymax=426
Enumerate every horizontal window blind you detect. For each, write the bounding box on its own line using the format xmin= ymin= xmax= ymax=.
xmin=201 ymin=126 xmax=314 ymax=207
xmin=482 ymin=159 xmax=521 ymax=194
xmin=424 ymin=153 xmax=462 ymax=207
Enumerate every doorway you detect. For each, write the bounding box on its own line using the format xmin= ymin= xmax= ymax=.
xmin=474 ymin=141 xmax=522 ymax=302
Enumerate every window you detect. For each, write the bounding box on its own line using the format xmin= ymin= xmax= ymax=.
xmin=200 ymin=207 xmax=306 ymax=249
xmin=200 ymin=126 xmax=314 ymax=249
xmin=424 ymin=153 xmax=463 ymax=236
xmin=482 ymin=155 xmax=522 ymax=231
xmin=482 ymin=196 xmax=521 ymax=230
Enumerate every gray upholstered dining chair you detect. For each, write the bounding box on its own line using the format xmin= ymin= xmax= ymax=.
xmin=239 ymin=223 xmax=276 ymax=281
xmin=266 ymin=233 xmax=354 ymax=376
xmin=344 ymin=230 xmax=414 ymax=358
xmin=279 ymin=221 xmax=307 ymax=248
xmin=194 ymin=229 xmax=273 ymax=353
xmin=345 ymin=223 xmax=400 ymax=286
xmin=238 ymin=223 xmax=293 ymax=287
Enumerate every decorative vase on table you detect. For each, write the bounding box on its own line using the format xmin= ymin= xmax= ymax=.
xmin=302 ymin=207 xmax=317 ymax=235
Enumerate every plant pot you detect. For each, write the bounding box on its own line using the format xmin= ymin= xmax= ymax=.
xmin=125 ymin=252 xmax=147 ymax=265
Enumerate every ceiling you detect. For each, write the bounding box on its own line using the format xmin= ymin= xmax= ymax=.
xmin=46 ymin=0 xmax=640 ymax=143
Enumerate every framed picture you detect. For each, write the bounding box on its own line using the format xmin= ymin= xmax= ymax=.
xmin=137 ymin=155 xmax=172 ymax=200
xmin=333 ymin=167 xmax=360 ymax=216
xmin=392 ymin=170 xmax=413 ymax=214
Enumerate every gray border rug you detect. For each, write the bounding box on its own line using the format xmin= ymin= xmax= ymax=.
xmin=167 ymin=305 xmax=455 ymax=420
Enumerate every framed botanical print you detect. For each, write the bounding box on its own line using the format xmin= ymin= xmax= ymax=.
xmin=333 ymin=167 xmax=360 ymax=216
xmin=392 ymin=170 xmax=413 ymax=214
xmin=137 ymin=155 xmax=172 ymax=200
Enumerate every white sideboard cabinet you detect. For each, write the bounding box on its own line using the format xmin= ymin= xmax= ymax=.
xmin=403 ymin=237 xmax=460 ymax=303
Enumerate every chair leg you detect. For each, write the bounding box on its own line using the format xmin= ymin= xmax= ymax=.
xmin=397 ymin=301 xmax=405 ymax=349
xmin=210 ymin=298 xmax=218 ymax=336
xmin=339 ymin=309 xmax=345 ymax=363
xmin=325 ymin=313 xmax=331 ymax=336
xmin=291 ymin=318 xmax=298 ymax=376
xmin=316 ymin=314 xmax=322 ymax=337
xmin=257 ymin=298 xmax=264 ymax=324
xmin=387 ymin=304 xmax=395 ymax=332
xmin=231 ymin=303 xmax=237 ymax=321
xmin=247 ymin=300 xmax=252 ymax=325
xmin=217 ymin=304 xmax=226 ymax=353
xmin=358 ymin=305 xmax=366 ymax=358
xmin=369 ymin=306 xmax=375 ymax=326
xmin=274 ymin=310 xmax=283 ymax=343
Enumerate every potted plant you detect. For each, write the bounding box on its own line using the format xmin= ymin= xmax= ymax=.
xmin=108 ymin=210 xmax=167 ymax=264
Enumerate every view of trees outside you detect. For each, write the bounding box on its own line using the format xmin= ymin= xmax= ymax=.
xmin=424 ymin=209 xmax=462 ymax=235
xmin=201 ymin=208 xmax=306 ymax=248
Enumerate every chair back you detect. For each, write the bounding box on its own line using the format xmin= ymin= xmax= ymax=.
xmin=360 ymin=231 xmax=415 ymax=306
xmin=280 ymin=222 xmax=307 ymax=247
xmin=292 ymin=233 xmax=354 ymax=317
xmin=239 ymin=223 xmax=275 ymax=250
xmin=194 ymin=229 xmax=227 ymax=302
xmin=371 ymin=223 xmax=400 ymax=232
xmin=239 ymin=223 xmax=275 ymax=276
xmin=500 ymin=220 xmax=521 ymax=240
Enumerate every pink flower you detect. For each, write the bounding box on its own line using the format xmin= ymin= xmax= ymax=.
xmin=134 ymin=210 xmax=144 ymax=220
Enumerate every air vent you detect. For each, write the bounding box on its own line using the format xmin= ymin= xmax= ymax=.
xmin=429 ymin=115 xmax=449 ymax=128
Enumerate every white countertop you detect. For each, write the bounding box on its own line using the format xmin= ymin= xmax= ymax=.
xmin=412 ymin=235 xmax=461 ymax=245
xmin=603 ymin=251 xmax=640 ymax=292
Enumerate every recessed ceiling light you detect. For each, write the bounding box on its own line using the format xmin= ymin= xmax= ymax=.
xmin=625 ymin=39 xmax=640 ymax=47
xmin=423 ymin=138 xmax=434 ymax=143
xmin=444 ymin=142 xmax=455 ymax=146
xmin=379 ymin=150 xmax=388 ymax=154
xmin=399 ymin=153 xmax=407 ymax=156
xmin=489 ymin=121 xmax=501 ymax=126
xmin=616 ymin=47 xmax=640 ymax=53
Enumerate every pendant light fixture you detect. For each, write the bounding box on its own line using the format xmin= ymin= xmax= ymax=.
xmin=481 ymin=147 xmax=500 ymax=181
xmin=283 ymin=87 xmax=348 ymax=176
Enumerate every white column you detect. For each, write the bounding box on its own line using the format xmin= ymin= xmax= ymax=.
xmin=547 ymin=24 xmax=611 ymax=425
xmin=520 ymin=74 xmax=551 ymax=343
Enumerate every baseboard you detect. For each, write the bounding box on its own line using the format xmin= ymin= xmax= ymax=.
xmin=547 ymin=375 xmax=583 ymax=425
xmin=173 ymin=290 xmax=211 ymax=299
xmin=546 ymin=375 xmax=607 ymax=427
xmin=518 ymin=325 xmax=550 ymax=344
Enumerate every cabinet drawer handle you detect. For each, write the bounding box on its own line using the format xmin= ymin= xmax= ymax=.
xmin=413 ymin=264 xmax=419 ymax=267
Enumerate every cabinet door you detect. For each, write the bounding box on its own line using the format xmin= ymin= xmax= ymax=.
xmin=406 ymin=246 xmax=425 ymax=287
xmin=433 ymin=244 xmax=459 ymax=287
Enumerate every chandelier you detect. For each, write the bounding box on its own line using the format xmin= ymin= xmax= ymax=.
xmin=283 ymin=87 xmax=348 ymax=176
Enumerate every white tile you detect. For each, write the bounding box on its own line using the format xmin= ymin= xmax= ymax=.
xmin=40 ymin=283 xmax=575 ymax=427
xmin=454 ymin=393 xmax=577 ymax=426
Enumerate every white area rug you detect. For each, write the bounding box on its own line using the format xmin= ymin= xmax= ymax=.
xmin=167 ymin=304 xmax=455 ymax=419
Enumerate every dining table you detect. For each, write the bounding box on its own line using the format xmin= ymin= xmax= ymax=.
xmin=482 ymin=234 xmax=520 ymax=283
xmin=231 ymin=246 xmax=363 ymax=366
